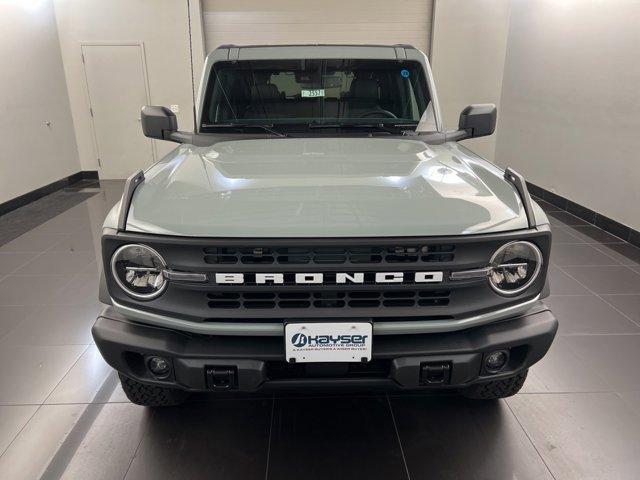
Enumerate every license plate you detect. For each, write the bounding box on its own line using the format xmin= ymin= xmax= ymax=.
xmin=285 ymin=322 xmax=373 ymax=363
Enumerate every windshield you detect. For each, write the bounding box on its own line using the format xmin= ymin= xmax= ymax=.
xmin=200 ymin=59 xmax=432 ymax=134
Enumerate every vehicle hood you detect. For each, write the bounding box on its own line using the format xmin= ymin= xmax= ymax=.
xmin=124 ymin=137 xmax=531 ymax=237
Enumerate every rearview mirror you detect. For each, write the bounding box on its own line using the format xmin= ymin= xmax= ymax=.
xmin=140 ymin=106 xmax=178 ymax=140
xmin=458 ymin=104 xmax=497 ymax=139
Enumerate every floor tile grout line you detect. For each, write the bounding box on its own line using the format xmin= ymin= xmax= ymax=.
xmin=1 ymin=388 xmax=631 ymax=407
xmin=594 ymin=244 xmax=640 ymax=275
xmin=38 ymin=372 xmax=120 ymax=480
xmin=0 ymin=404 xmax=43 ymax=461
xmin=0 ymin=344 xmax=95 ymax=348
xmin=517 ymin=390 xmax=619 ymax=395
xmin=385 ymin=394 xmax=411 ymax=480
xmin=0 ymin=248 xmax=51 ymax=284
xmin=121 ymin=408 xmax=157 ymax=480
xmin=264 ymin=394 xmax=276 ymax=480
xmin=545 ymin=293 xmax=599 ymax=297
xmin=566 ymin=241 xmax=640 ymax=272
xmin=0 ymin=248 xmax=76 ymax=342
xmin=558 ymin=333 xmax=640 ymax=336
xmin=584 ymin=292 xmax=640 ymax=297
xmin=41 ymin=345 xmax=92 ymax=406
xmin=504 ymin=399 xmax=558 ymax=480
xmin=554 ymin=264 xmax=640 ymax=328
xmin=553 ymin=264 xmax=622 ymax=267
xmin=553 ymin=226 xmax=589 ymax=243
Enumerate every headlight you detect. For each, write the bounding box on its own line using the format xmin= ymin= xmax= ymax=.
xmin=488 ymin=241 xmax=542 ymax=296
xmin=110 ymin=244 xmax=167 ymax=300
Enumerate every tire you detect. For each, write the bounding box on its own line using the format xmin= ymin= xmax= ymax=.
xmin=461 ymin=370 xmax=528 ymax=400
xmin=118 ymin=373 xmax=188 ymax=407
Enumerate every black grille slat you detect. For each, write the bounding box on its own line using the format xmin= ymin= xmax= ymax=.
xmin=243 ymin=292 xmax=276 ymax=300
xmin=418 ymin=298 xmax=450 ymax=307
xmin=349 ymin=299 xmax=381 ymax=308
xmin=279 ymin=300 xmax=311 ymax=309
xmin=383 ymin=299 xmax=415 ymax=307
xmin=205 ymin=290 xmax=450 ymax=310
xmin=314 ymin=300 xmax=346 ymax=308
xmin=203 ymin=255 xmax=238 ymax=264
xmin=244 ymin=301 xmax=275 ymax=309
xmin=202 ymin=244 xmax=455 ymax=266
xmin=208 ymin=301 xmax=241 ymax=309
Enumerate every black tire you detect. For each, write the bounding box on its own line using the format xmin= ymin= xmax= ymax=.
xmin=118 ymin=373 xmax=188 ymax=407
xmin=461 ymin=370 xmax=528 ymax=400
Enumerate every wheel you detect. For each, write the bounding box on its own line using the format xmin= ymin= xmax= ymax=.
xmin=118 ymin=373 xmax=188 ymax=407
xmin=461 ymin=370 xmax=528 ymax=400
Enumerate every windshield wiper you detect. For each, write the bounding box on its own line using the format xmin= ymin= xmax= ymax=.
xmin=308 ymin=122 xmax=397 ymax=135
xmin=202 ymin=123 xmax=287 ymax=137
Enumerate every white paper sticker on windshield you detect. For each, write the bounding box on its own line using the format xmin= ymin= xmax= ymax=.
xmin=301 ymin=89 xmax=325 ymax=98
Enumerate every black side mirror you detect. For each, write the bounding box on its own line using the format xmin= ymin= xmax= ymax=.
xmin=140 ymin=106 xmax=178 ymax=140
xmin=458 ymin=104 xmax=497 ymax=139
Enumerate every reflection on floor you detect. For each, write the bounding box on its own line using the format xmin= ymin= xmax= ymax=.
xmin=0 ymin=180 xmax=639 ymax=479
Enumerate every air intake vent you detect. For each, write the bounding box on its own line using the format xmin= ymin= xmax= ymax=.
xmin=203 ymin=245 xmax=455 ymax=265
xmin=206 ymin=290 xmax=450 ymax=310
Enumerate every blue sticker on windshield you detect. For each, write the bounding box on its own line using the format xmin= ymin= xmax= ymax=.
xmin=400 ymin=69 xmax=410 ymax=78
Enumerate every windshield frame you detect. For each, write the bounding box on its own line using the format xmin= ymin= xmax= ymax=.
xmin=196 ymin=45 xmax=443 ymax=136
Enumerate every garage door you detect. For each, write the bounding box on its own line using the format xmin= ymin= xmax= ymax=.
xmin=202 ymin=0 xmax=434 ymax=55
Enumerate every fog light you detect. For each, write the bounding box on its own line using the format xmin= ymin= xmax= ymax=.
xmin=485 ymin=350 xmax=509 ymax=373
xmin=147 ymin=356 xmax=171 ymax=377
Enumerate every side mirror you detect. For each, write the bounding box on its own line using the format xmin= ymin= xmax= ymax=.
xmin=140 ymin=106 xmax=178 ymax=140
xmin=458 ymin=104 xmax=497 ymax=139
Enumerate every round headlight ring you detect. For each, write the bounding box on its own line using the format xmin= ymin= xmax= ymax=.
xmin=488 ymin=241 xmax=543 ymax=296
xmin=111 ymin=244 xmax=167 ymax=300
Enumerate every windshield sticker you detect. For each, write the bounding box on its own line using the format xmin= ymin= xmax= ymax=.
xmin=400 ymin=69 xmax=410 ymax=78
xmin=301 ymin=89 xmax=325 ymax=98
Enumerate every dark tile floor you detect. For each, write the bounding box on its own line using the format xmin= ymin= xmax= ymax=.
xmin=0 ymin=182 xmax=639 ymax=479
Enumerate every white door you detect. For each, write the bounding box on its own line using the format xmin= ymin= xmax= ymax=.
xmin=82 ymin=44 xmax=155 ymax=179
xmin=202 ymin=0 xmax=434 ymax=54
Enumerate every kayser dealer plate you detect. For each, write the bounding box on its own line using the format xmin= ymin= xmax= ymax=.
xmin=285 ymin=322 xmax=373 ymax=363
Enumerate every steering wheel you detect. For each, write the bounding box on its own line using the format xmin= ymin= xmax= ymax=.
xmin=359 ymin=109 xmax=398 ymax=119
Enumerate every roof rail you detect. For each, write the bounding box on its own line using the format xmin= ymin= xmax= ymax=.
xmin=117 ymin=170 xmax=145 ymax=231
xmin=504 ymin=168 xmax=536 ymax=229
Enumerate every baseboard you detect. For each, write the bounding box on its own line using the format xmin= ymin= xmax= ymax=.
xmin=0 ymin=170 xmax=99 ymax=217
xmin=527 ymin=181 xmax=640 ymax=248
xmin=81 ymin=170 xmax=99 ymax=180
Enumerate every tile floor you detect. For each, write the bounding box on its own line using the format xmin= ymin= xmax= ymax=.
xmin=0 ymin=181 xmax=639 ymax=479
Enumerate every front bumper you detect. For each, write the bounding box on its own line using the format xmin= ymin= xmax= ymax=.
xmin=92 ymin=304 xmax=557 ymax=392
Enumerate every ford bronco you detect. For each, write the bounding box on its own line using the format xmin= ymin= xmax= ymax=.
xmin=93 ymin=44 xmax=557 ymax=406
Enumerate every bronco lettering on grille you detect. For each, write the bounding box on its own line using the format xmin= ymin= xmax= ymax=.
xmin=214 ymin=272 xmax=444 ymax=285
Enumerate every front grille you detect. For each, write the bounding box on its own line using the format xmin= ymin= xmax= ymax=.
xmin=207 ymin=289 xmax=450 ymax=310
xmin=103 ymin=230 xmax=551 ymax=323
xmin=203 ymin=244 xmax=455 ymax=265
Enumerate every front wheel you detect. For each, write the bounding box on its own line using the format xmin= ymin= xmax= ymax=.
xmin=460 ymin=370 xmax=528 ymax=400
xmin=119 ymin=373 xmax=188 ymax=407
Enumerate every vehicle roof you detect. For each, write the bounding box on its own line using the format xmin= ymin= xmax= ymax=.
xmin=208 ymin=44 xmax=423 ymax=61
xmin=215 ymin=43 xmax=418 ymax=50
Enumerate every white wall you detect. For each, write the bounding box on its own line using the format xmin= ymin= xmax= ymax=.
xmin=53 ymin=0 xmax=205 ymax=172
xmin=430 ymin=0 xmax=511 ymax=161
xmin=0 ymin=0 xmax=80 ymax=205
xmin=495 ymin=0 xmax=640 ymax=231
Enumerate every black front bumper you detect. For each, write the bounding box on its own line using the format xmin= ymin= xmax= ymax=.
xmin=92 ymin=306 xmax=557 ymax=392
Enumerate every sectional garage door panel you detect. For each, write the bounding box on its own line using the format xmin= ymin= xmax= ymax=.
xmin=202 ymin=0 xmax=433 ymax=54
